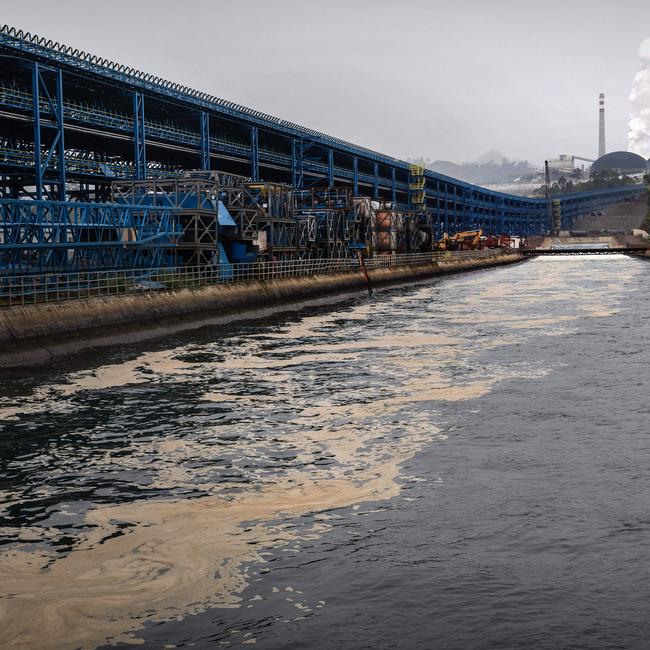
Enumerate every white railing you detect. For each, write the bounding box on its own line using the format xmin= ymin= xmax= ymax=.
xmin=0 ymin=250 xmax=504 ymax=307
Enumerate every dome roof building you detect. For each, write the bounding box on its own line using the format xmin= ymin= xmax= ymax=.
xmin=591 ymin=151 xmax=647 ymax=174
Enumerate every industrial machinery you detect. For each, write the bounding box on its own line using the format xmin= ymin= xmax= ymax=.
xmin=436 ymin=229 xmax=483 ymax=251
xmin=484 ymin=234 xmax=512 ymax=249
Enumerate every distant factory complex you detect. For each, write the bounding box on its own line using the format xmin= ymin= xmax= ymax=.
xmin=549 ymin=93 xmax=650 ymax=178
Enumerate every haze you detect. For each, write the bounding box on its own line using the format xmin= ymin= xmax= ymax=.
xmin=3 ymin=0 xmax=650 ymax=165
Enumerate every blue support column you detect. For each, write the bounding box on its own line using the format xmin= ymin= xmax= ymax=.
xmin=442 ymin=182 xmax=448 ymax=235
xmin=200 ymin=111 xmax=210 ymax=171
xmin=292 ymin=139 xmax=302 ymax=189
xmin=450 ymin=186 xmax=455 ymax=231
xmin=436 ymin=180 xmax=442 ymax=240
xmin=250 ymin=126 xmax=259 ymax=182
xmin=32 ymin=63 xmax=66 ymax=200
xmin=458 ymin=188 xmax=463 ymax=229
xmin=466 ymin=190 xmax=474 ymax=230
xmin=133 ymin=92 xmax=146 ymax=180
xmin=32 ymin=64 xmax=42 ymax=199
xmin=454 ymin=185 xmax=456 ymax=232
xmin=463 ymin=189 xmax=469 ymax=230
xmin=373 ymin=162 xmax=379 ymax=199
xmin=352 ymin=157 xmax=359 ymax=196
xmin=53 ymin=68 xmax=65 ymax=199
xmin=391 ymin=168 xmax=397 ymax=205
xmin=327 ymin=149 xmax=334 ymax=188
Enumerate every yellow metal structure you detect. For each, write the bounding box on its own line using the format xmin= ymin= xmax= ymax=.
xmin=409 ymin=164 xmax=425 ymax=206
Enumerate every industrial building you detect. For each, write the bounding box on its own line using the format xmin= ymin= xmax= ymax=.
xmin=0 ymin=25 xmax=644 ymax=282
xmin=590 ymin=151 xmax=648 ymax=175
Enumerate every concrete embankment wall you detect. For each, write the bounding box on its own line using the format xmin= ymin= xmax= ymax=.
xmin=533 ymin=236 xmax=618 ymax=249
xmin=529 ymin=235 xmax=650 ymax=250
xmin=0 ymin=252 xmax=522 ymax=369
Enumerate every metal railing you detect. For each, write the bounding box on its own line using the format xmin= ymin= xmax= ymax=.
xmin=0 ymin=250 xmax=505 ymax=307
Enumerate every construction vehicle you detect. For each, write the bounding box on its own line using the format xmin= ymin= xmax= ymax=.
xmin=435 ymin=229 xmax=483 ymax=251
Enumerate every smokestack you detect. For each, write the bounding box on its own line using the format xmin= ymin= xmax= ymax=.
xmin=598 ymin=93 xmax=606 ymax=157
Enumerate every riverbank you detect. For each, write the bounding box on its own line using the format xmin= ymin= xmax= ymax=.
xmin=0 ymin=251 xmax=522 ymax=369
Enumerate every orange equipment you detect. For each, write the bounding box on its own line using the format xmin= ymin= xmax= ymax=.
xmin=435 ymin=229 xmax=483 ymax=251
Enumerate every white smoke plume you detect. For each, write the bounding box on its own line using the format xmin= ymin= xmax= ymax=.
xmin=628 ymin=37 xmax=650 ymax=158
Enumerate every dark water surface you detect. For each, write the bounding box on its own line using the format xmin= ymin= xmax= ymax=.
xmin=1 ymin=255 xmax=650 ymax=649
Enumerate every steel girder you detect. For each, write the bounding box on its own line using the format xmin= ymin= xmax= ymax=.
xmin=200 ymin=111 xmax=210 ymax=171
xmin=133 ymin=92 xmax=146 ymax=179
xmin=0 ymin=198 xmax=179 ymax=272
xmin=0 ymin=25 xmax=409 ymax=173
xmin=32 ymin=63 xmax=65 ymax=200
xmin=292 ymin=139 xmax=328 ymax=189
xmin=250 ymin=126 xmax=259 ymax=182
xmin=0 ymin=82 xmax=411 ymax=192
xmin=327 ymin=149 xmax=334 ymax=188
xmin=373 ymin=162 xmax=379 ymax=199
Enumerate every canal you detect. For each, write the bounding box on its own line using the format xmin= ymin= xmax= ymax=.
xmin=1 ymin=254 xmax=649 ymax=649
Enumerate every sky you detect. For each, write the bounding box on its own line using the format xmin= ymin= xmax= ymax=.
xmin=2 ymin=0 xmax=650 ymax=166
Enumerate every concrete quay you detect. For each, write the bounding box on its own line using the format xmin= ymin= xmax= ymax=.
xmin=0 ymin=252 xmax=522 ymax=369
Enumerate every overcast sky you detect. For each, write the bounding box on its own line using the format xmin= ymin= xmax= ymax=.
xmin=3 ymin=0 xmax=650 ymax=165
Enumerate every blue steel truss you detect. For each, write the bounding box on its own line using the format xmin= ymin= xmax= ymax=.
xmin=32 ymin=63 xmax=65 ymax=200
xmin=200 ymin=111 xmax=210 ymax=171
xmin=373 ymin=162 xmax=379 ymax=199
xmin=0 ymin=199 xmax=179 ymax=272
xmin=327 ymin=149 xmax=334 ymax=188
xmin=292 ymin=139 xmax=329 ymax=189
xmin=133 ymin=92 xmax=146 ymax=179
xmin=250 ymin=126 xmax=259 ymax=182
xmin=0 ymin=24 xmax=645 ymax=243
xmin=0 ymin=25 xmax=402 ymax=168
xmin=0 ymin=82 xmax=393 ymax=188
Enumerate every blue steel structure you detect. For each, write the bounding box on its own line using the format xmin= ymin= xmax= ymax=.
xmin=0 ymin=198 xmax=178 ymax=272
xmin=200 ymin=111 xmax=209 ymax=172
xmin=0 ymin=24 xmax=645 ymax=274
xmin=31 ymin=63 xmax=65 ymax=200
xmin=133 ymin=92 xmax=146 ymax=180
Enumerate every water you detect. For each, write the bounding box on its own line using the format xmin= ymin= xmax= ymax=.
xmin=1 ymin=255 xmax=649 ymax=649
